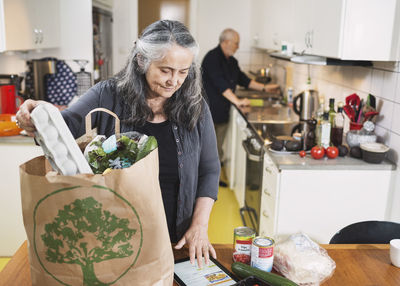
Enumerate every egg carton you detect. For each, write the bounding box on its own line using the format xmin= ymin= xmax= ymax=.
xmin=31 ymin=103 xmax=93 ymax=175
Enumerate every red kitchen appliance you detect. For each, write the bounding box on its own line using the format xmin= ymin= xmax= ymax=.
xmin=0 ymin=85 xmax=23 ymax=114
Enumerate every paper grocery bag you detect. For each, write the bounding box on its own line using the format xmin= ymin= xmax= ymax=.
xmin=20 ymin=149 xmax=174 ymax=286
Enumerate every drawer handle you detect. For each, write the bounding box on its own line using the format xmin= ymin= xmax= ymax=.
xmin=265 ymin=167 xmax=272 ymax=174
xmin=263 ymin=189 xmax=271 ymax=196
xmin=262 ymin=211 xmax=269 ymax=218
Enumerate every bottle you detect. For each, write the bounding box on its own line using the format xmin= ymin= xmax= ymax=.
xmin=314 ymin=96 xmax=325 ymax=145
xmin=318 ymin=111 xmax=331 ymax=148
xmin=328 ymin=98 xmax=336 ymax=125
xmin=331 ymin=102 xmax=344 ymax=146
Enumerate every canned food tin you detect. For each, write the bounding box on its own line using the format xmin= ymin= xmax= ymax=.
xmin=233 ymin=227 xmax=256 ymax=264
xmin=251 ymin=236 xmax=274 ymax=272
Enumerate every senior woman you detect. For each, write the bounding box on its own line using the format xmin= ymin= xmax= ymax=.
xmin=16 ymin=20 xmax=220 ymax=267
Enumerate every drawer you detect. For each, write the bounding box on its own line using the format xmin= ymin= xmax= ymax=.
xmin=259 ymin=187 xmax=276 ymax=237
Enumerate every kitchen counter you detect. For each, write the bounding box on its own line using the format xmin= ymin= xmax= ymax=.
xmin=0 ymin=135 xmax=36 ymax=145
xmin=2 ymin=241 xmax=400 ymax=285
xmin=266 ymin=150 xmax=396 ymax=171
xmin=233 ymin=89 xmax=396 ymax=171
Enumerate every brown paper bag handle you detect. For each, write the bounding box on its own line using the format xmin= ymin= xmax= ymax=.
xmin=85 ymin=108 xmax=120 ymax=137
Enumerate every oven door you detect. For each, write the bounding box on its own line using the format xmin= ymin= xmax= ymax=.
xmin=240 ymin=138 xmax=264 ymax=234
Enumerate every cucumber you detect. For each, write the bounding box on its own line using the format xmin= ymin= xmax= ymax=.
xmin=231 ymin=262 xmax=298 ymax=286
xmin=136 ymin=136 xmax=158 ymax=162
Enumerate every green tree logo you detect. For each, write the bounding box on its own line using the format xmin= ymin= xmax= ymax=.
xmin=41 ymin=196 xmax=136 ymax=286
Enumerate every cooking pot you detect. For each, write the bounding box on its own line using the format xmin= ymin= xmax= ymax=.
xmin=249 ymin=66 xmax=272 ymax=84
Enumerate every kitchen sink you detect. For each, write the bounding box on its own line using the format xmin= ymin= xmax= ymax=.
xmin=245 ymin=104 xmax=299 ymax=142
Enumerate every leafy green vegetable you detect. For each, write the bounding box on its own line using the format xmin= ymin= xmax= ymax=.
xmin=87 ymin=133 xmax=158 ymax=174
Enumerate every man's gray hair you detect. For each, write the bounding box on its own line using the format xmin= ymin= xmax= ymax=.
xmin=114 ymin=20 xmax=203 ymax=130
xmin=219 ymin=28 xmax=238 ymax=43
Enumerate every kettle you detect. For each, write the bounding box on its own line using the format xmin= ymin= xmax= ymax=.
xmin=293 ymin=89 xmax=319 ymax=121
xmin=0 ymin=85 xmax=24 ymax=114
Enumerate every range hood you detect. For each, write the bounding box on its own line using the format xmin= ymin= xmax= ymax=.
xmin=269 ymin=52 xmax=372 ymax=67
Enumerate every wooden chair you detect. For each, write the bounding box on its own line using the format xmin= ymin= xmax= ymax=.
xmin=330 ymin=220 xmax=400 ymax=244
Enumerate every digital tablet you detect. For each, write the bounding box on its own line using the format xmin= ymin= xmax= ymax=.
xmin=174 ymin=257 xmax=239 ymax=286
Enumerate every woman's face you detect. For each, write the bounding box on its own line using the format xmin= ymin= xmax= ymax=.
xmin=145 ymin=44 xmax=194 ymax=99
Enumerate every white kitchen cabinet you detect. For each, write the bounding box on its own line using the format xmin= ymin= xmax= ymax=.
xmin=225 ymin=107 xmax=248 ymax=208
xmin=0 ymin=138 xmax=43 ymax=256
xmin=259 ymin=152 xmax=393 ymax=243
xmin=232 ymin=109 xmax=248 ymax=208
xmin=250 ymin=0 xmax=294 ymax=51
xmin=0 ymin=0 xmax=60 ymax=52
xmin=254 ymin=0 xmax=400 ymax=61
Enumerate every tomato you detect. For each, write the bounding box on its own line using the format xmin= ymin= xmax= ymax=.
xmin=299 ymin=150 xmax=306 ymax=157
xmin=326 ymin=146 xmax=339 ymax=159
xmin=311 ymin=146 xmax=325 ymax=159
xmin=233 ymin=253 xmax=251 ymax=264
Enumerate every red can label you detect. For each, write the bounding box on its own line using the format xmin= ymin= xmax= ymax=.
xmin=233 ymin=227 xmax=255 ymax=264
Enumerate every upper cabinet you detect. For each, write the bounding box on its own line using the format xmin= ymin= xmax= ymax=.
xmin=252 ymin=0 xmax=400 ymax=61
xmin=251 ymin=0 xmax=294 ymax=51
xmin=0 ymin=0 xmax=60 ymax=52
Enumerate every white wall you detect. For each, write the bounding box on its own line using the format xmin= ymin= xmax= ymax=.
xmin=112 ymin=0 xmax=138 ymax=74
xmin=193 ymin=0 xmax=253 ymax=72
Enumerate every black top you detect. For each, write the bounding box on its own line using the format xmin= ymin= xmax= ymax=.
xmin=201 ymin=45 xmax=251 ymax=123
xmin=135 ymin=120 xmax=179 ymax=242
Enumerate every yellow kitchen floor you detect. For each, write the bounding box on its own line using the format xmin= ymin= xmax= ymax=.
xmin=208 ymin=168 xmax=243 ymax=244
xmin=0 ymin=257 xmax=10 ymax=272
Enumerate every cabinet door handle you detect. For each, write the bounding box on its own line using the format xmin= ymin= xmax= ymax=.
xmin=34 ymin=29 xmax=39 ymax=44
xmin=263 ymin=188 xmax=271 ymax=196
xmin=265 ymin=167 xmax=272 ymax=174
xmin=39 ymin=29 xmax=43 ymax=44
xmin=262 ymin=211 xmax=269 ymax=218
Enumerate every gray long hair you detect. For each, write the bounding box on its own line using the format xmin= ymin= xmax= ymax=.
xmin=114 ymin=20 xmax=203 ymax=130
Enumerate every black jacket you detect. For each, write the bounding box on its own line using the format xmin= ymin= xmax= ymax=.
xmin=201 ymin=45 xmax=251 ymax=123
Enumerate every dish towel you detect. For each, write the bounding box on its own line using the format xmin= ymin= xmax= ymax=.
xmin=45 ymin=59 xmax=77 ymax=105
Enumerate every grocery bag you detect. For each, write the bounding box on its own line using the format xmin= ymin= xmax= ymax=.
xmin=19 ymin=108 xmax=174 ymax=286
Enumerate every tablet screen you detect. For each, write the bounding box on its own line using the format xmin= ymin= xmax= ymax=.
xmin=174 ymin=257 xmax=238 ymax=286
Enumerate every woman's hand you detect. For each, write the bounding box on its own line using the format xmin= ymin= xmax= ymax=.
xmin=16 ymin=99 xmax=45 ymax=137
xmin=174 ymin=197 xmax=216 ymax=268
xmin=175 ymin=223 xmax=216 ymax=268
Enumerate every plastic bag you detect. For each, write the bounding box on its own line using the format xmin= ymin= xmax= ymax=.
xmin=84 ymin=131 xmax=158 ymax=174
xmin=273 ymin=233 xmax=336 ymax=286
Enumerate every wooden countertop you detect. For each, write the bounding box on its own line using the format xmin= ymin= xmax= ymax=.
xmin=1 ymin=242 xmax=399 ymax=285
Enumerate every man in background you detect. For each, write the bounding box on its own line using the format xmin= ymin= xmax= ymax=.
xmin=202 ymin=28 xmax=279 ymax=186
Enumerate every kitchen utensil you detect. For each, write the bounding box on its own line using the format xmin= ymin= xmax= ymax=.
xmin=249 ymin=65 xmax=272 ymax=84
xmin=346 ymin=130 xmax=377 ymax=147
xmin=360 ymin=142 xmax=389 ymax=164
xmin=346 ymin=93 xmax=361 ymax=110
xmin=293 ymin=89 xmax=319 ymax=121
xmin=356 ymin=99 xmax=364 ymax=123
xmin=343 ymin=104 xmax=356 ymax=122
xmin=363 ymin=111 xmax=379 ymax=122
xmin=367 ymin=93 xmax=376 ymax=109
